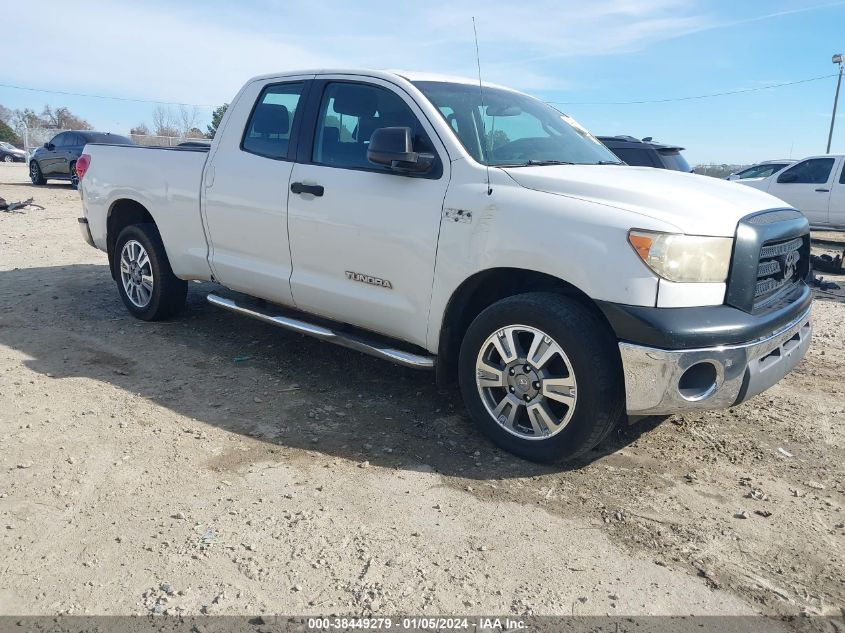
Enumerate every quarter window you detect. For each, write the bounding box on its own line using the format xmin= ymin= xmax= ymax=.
xmin=777 ymin=158 xmax=835 ymax=184
xmin=242 ymin=82 xmax=305 ymax=159
xmin=312 ymin=82 xmax=433 ymax=171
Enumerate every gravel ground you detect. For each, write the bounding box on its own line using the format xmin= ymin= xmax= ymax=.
xmin=0 ymin=163 xmax=842 ymax=618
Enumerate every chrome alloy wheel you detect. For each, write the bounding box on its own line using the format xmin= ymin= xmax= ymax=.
xmin=120 ymin=240 xmax=154 ymax=308
xmin=475 ymin=324 xmax=577 ymax=440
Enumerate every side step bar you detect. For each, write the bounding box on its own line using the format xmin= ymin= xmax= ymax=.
xmin=207 ymin=294 xmax=435 ymax=370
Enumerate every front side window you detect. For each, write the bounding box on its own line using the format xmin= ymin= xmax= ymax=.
xmin=413 ymin=81 xmax=620 ymax=167
xmin=778 ymin=158 xmax=835 ymax=184
xmin=50 ymin=133 xmax=68 ymax=147
xmin=313 ymin=82 xmax=433 ymax=171
xmin=242 ymin=82 xmax=304 ymax=159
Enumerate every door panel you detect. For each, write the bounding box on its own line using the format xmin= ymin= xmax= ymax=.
xmin=766 ymin=157 xmax=834 ymax=225
xmin=202 ymin=80 xmax=308 ymax=306
xmin=287 ymin=78 xmax=450 ymax=346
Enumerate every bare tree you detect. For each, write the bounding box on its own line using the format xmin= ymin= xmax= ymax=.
xmin=178 ymin=105 xmax=200 ymax=138
xmin=152 ymin=105 xmax=179 ymax=137
xmin=40 ymin=105 xmax=92 ymax=130
xmin=0 ymin=104 xmax=12 ymax=125
xmin=130 ymin=123 xmax=151 ymax=136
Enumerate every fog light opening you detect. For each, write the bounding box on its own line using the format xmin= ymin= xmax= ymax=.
xmin=678 ymin=362 xmax=718 ymax=401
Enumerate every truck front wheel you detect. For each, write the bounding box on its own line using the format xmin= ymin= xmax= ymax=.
xmin=458 ymin=292 xmax=624 ymax=463
xmin=113 ymin=223 xmax=187 ymax=321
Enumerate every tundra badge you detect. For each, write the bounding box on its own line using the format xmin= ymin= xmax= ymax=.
xmin=345 ymin=271 xmax=393 ymax=289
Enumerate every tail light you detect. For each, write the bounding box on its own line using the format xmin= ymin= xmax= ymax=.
xmin=75 ymin=153 xmax=91 ymax=181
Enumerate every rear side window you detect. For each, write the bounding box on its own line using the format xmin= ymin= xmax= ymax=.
xmin=657 ymin=150 xmax=691 ymax=172
xmin=778 ymin=158 xmax=835 ymax=184
xmin=611 ymin=147 xmax=656 ymax=167
xmin=840 ymin=161 xmax=845 ymax=184
xmin=242 ymin=82 xmax=305 ymax=159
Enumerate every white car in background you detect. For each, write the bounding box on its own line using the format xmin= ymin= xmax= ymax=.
xmin=737 ymin=155 xmax=845 ymax=229
xmin=727 ymin=160 xmax=793 ymax=182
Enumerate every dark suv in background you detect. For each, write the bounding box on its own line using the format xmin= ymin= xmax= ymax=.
xmin=597 ymin=135 xmax=693 ymax=172
xmin=30 ymin=131 xmax=133 ymax=187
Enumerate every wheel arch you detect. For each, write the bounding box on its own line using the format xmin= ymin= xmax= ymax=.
xmin=106 ymin=198 xmax=157 ymax=279
xmin=435 ymin=267 xmax=617 ymax=386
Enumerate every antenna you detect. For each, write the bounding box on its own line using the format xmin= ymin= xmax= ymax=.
xmin=472 ymin=17 xmax=492 ymax=195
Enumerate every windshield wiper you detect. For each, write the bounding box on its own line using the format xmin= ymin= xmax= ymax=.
xmin=492 ymin=160 xmax=574 ymax=167
xmin=594 ymin=160 xmax=624 ymax=165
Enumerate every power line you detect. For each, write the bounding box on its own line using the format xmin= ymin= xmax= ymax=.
xmin=547 ymin=73 xmax=839 ymax=106
xmin=0 ymin=82 xmax=214 ymax=108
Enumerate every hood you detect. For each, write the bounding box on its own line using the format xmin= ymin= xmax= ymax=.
xmin=502 ymin=164 xmax=792 ymax=236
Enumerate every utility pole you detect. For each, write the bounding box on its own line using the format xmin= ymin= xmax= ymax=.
xmin=827 ymin=54 xmax=843 ymax=154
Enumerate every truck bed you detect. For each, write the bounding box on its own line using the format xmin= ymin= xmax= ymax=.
xmin=80 ymin=143 xmax=213 ymax=281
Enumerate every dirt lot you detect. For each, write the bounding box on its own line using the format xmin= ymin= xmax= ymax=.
xmin=0 ymin=162 xmax=842 ymax=618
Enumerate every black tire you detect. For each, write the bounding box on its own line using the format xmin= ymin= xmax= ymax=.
xmin=458 ymin=292 xmax=624 ymax=463
xmin=29 ymin=161 xmax=46 ymax=185
xmin=113 ymin=223 xmax=187 ymax=321
xmin=69 ymin=161 xmax=78 ymax=189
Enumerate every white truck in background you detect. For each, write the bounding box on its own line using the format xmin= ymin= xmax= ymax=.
xmin=77 ymin=69 xmax=812 ymax=463
xmin=737 ymin=154 xmax=845 ymax=229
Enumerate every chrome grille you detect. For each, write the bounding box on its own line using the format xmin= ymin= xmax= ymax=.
xmin=725 ymin=209 xmax=809 ymax=314
xmin=754 ymin=236 xmax=804 ymax=308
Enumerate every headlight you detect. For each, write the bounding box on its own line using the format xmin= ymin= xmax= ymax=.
xmin=628 ymin=230 xmax=733 ymax=283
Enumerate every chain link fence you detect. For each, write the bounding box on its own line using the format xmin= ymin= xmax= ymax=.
xmin=694 ymin=163 xmax=748 ymax=178
xmin=129 ymin=133 xmax=207 ymax=147
xmin=18 ymin=128 xmax=203 ymax=158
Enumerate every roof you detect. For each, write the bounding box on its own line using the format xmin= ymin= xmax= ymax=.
xmin=244 ymin=68 xmax=516 ymax=92
xmin=597 ymin=135 xmax=684 ymax=152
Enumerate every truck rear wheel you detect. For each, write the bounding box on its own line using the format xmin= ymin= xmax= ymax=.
xmin=114 ymin=223 xmax=187 ymax=321
xmin=458 ymin=292 xmax=624 ymax=463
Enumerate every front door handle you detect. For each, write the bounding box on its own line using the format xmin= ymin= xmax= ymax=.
xmin=291 ymin=182 xmax=324 ymax=197
xmin=816 ymin=188 xmax=830 ymax=192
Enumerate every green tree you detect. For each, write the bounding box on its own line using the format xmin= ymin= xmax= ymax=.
xmin=206 ymin=103 xmax=229 ymax=139
xmin=0 ymin=119 xmax=22 ymax=145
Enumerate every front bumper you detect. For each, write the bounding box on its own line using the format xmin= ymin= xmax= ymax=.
xmin=619 ymin=307 xmax=811 ymax=415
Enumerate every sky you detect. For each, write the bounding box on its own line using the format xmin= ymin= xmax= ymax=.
xmin=2 ymin=0 xmax=844 ymax=165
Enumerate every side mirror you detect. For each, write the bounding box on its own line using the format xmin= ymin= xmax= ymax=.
xmin=44 ymin=142 xmax=53 ymax=150
xmin=367 ymin=127 xmax=433 ymax=174
xmin=778 ymin=171 xmax=798 ymax=183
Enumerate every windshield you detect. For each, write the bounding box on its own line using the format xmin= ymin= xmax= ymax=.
xmin=0 ymin=142 xmax=14 ymax=150
xmin=413 ymin=81 xmax=621 ymax=167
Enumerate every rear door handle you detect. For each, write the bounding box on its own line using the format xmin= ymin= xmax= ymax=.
xmin=816 ymin=188 xmax=830 ymax=192
xmin=290 ymin=182 xmax=324 ymax=197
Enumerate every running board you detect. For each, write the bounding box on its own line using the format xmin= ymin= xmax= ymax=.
xmin=206 ymin=294 xmax=435 ymax=370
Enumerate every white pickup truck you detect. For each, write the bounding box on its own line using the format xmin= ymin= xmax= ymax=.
xmin=77 ymin=69 xmax=813 ymax=463
xmin=737 ymin=154 xmax=845 ymax=229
